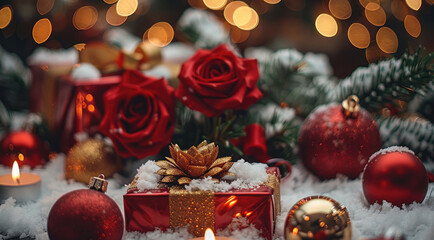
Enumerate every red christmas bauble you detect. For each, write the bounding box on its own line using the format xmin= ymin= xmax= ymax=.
xmin=47 ymin=189 xmax=124 ymax=240
xmin=0 ymin=130 xmax=47 ymax=168
xmin=362 ymin=147 xmax=428 ymax=206
xmin=298 ymin=102 xmax=382 ymax=179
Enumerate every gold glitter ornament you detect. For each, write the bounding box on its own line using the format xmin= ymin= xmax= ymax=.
xmin=65 ymin=139 xmax=121 ymax=184
xmin=284 ymin=195 xmax=351 ymax=240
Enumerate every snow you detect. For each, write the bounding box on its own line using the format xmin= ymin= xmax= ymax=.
xmin=135 ymin=161 xmax=161 ymax=192
xmin=27 ymin=47 xmax=78 ymax=66
xmin=71 ymin=63 xmax=101 ymax=81
xmin=0 ymin=155 xmax=433 ymax=240
xmin=368 ymin=146 xmax=415 ymax=163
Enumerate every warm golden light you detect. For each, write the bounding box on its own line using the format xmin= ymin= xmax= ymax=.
xmin=315 ymin=14 xmax=338 ymax=37
xmin=405 ymin=0 xmax=422 ymax=10
xmin=233 ymin=6 xmax=259 ymax=30
xmin=12 ymin=161 xmax=20 ymax=184
xmin=32 ymin=18 xmax=52 ymax=44
xmin=73 ymin=6 xmax=98 ymax=30
xmin=292 ymin=227 xmax=299 ymax=235
xmin=348 ymin=23 xmax=370 ymax=49
xmin=264 ymin=0 xmax=281 ymax=4
xmin=146 ymin=22 xmax=174 ymax=47
xmin=391 ymin=0 xmax=409 ymax=21
xmin=104 ymin=0 xmax=119 ymax=4
xmin=73 ymin=43 xmax=86 ymax=52
xmin=203 ymin=0 xmax=228 ymax=10
xmin=230 ymin=26 xmax=250 ymax=43
xmin=88 ymin=104 xmax=95 ymax=112
xmin=37 ymin=0 xmax=55 ymax=15
xmin=404 ymin=15 xmax=421 ymax=38
xmin=106 ymin=4 xmax=128 ymax=26
xmin=376 ymin=27 xmax=398 ymax=53
xmin=224 ymin=1 xmax=247 ymax=25
xmin=116 ymin=0 xmax=138 ymax=17
xmin=18 ymin=153 xmax=24 ymax=161
xmin=359 ymin=0 xmax=380 ymax=8
xmin=0 ymin=6 xmax=12 ymax=29
xmin=329 ymin=0 xmax=352 ymax=20
xmin=365 ymin=42 xmax=390 ymax=63
xmin=204 ymin=228 xmax=216 ymax=240
xmin=304 ymin=215 xmax=310 ymax=221
xmin=85 ymin=94 xmax=94 ymax=102
xmin=365 ymin=3 xmax=386 ymax=26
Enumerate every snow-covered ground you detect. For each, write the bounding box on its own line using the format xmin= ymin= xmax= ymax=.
xmin=0 ymin=154 xmax=433 ymax=240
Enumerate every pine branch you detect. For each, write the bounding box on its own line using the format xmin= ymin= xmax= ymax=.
xmin=259 ymin=49 xmax=334 ymax=116
xmin=327 ymin=48 xmax=434 ymax=112
xmin=177 ymin=8 xmax=232 ymax=49
xmin=376 ymin=116 xmax=434 ymax=162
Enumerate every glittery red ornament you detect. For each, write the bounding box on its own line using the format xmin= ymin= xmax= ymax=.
xmin=362 ymin=147 xmax=428 ymax=206
xmin=0 ymin=130 xmax=47 ymax=168
xmin=47 ymin=188 xmax=124 ymax=240
xmin=298 ymin=96 xmax=382 ymax=179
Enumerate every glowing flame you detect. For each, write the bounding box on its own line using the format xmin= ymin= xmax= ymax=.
xmin=204 ymin=228 xmax=215 ymax=240
xmin=12 ymin=161 xmax=20 ymax=184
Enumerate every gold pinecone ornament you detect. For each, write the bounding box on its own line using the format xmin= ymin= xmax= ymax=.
xmin=155 ymin=141 xmax=234 ymax=185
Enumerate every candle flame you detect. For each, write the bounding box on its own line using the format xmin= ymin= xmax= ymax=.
xmin=12 ymin=161 xmax=20 ymax=184
xmin=204 ymin=228 xmax=215 ymax=240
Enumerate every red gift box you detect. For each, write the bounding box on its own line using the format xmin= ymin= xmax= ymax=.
xmin=53 ymin=74 xmax=121 ymax=152
xmin=30 ymin=64 xmax=73 ymax=130
xmin=124 ymin=168 xmax=280 ymax=240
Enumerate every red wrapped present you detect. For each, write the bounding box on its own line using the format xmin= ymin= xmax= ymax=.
xmin=53 ymin=74 xmax=121 ymax=152
xmin=123 ymin=142 xmax=280 ymax=240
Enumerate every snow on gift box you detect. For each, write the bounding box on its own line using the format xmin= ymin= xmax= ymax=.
xmin=124 ymin=141 xmax=281 ymax=240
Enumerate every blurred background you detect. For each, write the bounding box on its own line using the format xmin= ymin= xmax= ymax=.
xmin=0 ymin=0 xmax=433 ymax=78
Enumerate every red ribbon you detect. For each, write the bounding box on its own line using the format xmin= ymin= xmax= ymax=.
xmin=231 ymin=123 xmax=271 ymax=163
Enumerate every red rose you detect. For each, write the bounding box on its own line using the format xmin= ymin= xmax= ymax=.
xmin=99 ymin=70 xmax=175 ymax=159
xmin=175 ymin=44 xmax=262 ymax=117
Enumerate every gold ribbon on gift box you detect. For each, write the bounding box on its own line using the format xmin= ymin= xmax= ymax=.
xmin=78 ymin=41 xmax=162 ymax=74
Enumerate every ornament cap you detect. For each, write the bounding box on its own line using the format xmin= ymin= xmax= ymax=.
xmin=88 ymin=174 xmax=108 ymax=193
xmin=342 ymin=95 xmax=360 ymax=118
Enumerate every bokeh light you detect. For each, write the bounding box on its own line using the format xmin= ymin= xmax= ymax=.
xmin=404 ymin=15 xmax=421 ymax=38
xmin=32 ymin=18 xmax=52 ymax=44
xmin=230 ymin=26 xmax=250 ymax=43
xmin=104 ymin=0 xmax=119 ymax=4
xmin=0 ymin=6 xmax=12 ymax=29
xmin=365 ymin=3 xmax=386 ymax=26
xmin=37 ymin=0 xmax=54 ymax=15
xmin=264 ymin=0 xmax=281 ymax=4
xmin=376 ymin=27 xmax=398 ymax=53
xmin=233 ymin=6 xmax=259 ymax=30
xmin=359 ymin=0 xmax=380 ymax=8
xmin=329 ymin=0 xmax=352 ymax=20
xmin=203 ymin=0 xmax=227 ymax=10
xmin=365 ymin=42 xmax=390 ymax=63
xmin=73 ymin=43 xmax=86 ymax=51
xmin=73 ymin=6 xmax=98 ymax=30
xmin=391 ymin=0 xmax=409 ymax=21
xmin=315 ymin=14 xmax=338 ymax=37
xmin=106 ymin=4 xmax=128 ymax=26
xmin=284 ymin=0 xmax=305 ymax=11
xmin=405 ymin=0 xmax=422 ymax=10
xmin=251 ymin=0 xmax=270 ymax=15
xmin=347 ymin=23 xmax=370 ymax=49
xmin=116 ymin=0 xmax=138 ymax=17
xmin=224 ymin=1 xmax=247 ymax=26
xmin=146 ymin=22 xmax=174 ymax=47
